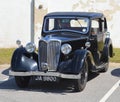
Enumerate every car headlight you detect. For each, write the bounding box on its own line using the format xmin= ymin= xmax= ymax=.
xmin=25 ymin=42 xmax=36 ymax=53
xmin=61 ymin=44 xmax=72 ymax=55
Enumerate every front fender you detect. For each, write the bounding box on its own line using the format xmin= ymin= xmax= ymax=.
xmin=105 ymin=38 xmax=113 ymax=57
xmin=59 ymin=49 xmax=95 ymax=74
xmin=72 ymin=49 xmax=95 ymax=74
xmin=11 ymin=47 xmax=38 ymax=72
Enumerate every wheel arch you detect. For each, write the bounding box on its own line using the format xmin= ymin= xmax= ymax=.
xmin=11 ymin=47 xmax=38 ymax=72
xmin=73 ymin=49 xmax=95 ymax=74
xmin=104 ymin=38 xmax=114 ymax=57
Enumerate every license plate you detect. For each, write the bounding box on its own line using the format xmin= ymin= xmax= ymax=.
xmin=35 ymin=76 xmax=57 ymax=82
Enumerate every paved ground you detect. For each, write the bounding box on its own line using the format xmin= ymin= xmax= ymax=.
xmin=0 ymin=63 xmax=120 ymax=102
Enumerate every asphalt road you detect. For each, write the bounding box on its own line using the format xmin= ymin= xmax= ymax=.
xmin=0 ymin=63 xmax=120 ymax=102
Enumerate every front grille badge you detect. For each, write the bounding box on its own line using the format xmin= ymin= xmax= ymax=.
xmin=41 ymin=63 xmax=48 ymax=72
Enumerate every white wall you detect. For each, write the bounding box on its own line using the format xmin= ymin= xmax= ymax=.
xmin=0 ymin=0 xmax=120 ymax=48
xmin=0 ymin=0 xmax=31 ymax=48
xmin=47 ymin=0 xmax=79 ymax=12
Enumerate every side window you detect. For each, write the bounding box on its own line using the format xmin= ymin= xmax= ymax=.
xmin=91 ymin=19 xmax=99 ymax=35
xmin=91 ymin=20 xmax=99 ymax=28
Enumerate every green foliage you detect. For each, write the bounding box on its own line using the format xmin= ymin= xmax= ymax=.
xmin=0 ymin=48 xmax=15 ymax=64
xmin=110 ymin=48 xmax=120 ymax=63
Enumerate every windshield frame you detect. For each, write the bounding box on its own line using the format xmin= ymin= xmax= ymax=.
xmin=43 ymin=16 xmax=90 ymax=34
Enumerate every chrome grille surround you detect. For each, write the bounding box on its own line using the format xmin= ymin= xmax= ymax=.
xmin=39 ymin=39 xmax=61 ymax=71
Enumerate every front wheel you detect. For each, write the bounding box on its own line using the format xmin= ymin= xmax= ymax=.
xmin=15 ymin=76 xmax=30 ymax=88
xmin=74 ymin=60 xmax=88 ymax=92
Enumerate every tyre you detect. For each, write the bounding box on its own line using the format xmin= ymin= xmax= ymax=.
xmin=15 ymin=76 xmax=30 ymax=88
xmin=74 ymin=60 xmax=88 ymax=92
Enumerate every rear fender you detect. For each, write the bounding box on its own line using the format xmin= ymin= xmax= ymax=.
xmin=101 ymin=38 xmax=113 ymax=62
xmin=11 ymin=47 xmax=38 ymax=72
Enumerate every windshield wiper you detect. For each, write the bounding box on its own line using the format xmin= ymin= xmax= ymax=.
xmin=75 ymin=17 xmax=82 ymax=27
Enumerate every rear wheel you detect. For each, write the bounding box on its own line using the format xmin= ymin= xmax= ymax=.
xmin=15 ymin=76 xmax=30 ymax=88
xmin=74 ymin=60 xmax=88 ymax=92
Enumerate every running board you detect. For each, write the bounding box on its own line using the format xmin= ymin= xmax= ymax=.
xmin=91 ymin=63 xmax=107 ymax=72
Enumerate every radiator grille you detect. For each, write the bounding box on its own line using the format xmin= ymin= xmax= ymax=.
xmin=39 ymin=40 xmax=61 ymax=71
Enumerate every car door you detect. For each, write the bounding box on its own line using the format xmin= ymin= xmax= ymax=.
xmin=97 ymin=18 xmax=105 ymax=52
xmin=90 ymin=18 xmax=104 ymax=64
xmin=91 ymin=19 xmax=105 ymax=52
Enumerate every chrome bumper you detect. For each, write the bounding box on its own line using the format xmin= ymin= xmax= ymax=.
xmin=9 ymin=70 xmax=81 ymax=79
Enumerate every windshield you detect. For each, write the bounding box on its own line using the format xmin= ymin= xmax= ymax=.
xmin=43 ymin=17 xmax=89 ymax=34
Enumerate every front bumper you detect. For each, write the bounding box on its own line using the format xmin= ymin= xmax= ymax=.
xmin=9 ymin=70 xmax=81 ymax=79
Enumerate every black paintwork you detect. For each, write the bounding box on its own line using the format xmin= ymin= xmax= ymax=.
xmin=11 ymin=12 xmax=114 ymax=75
xmin=45 ymin=12 xmax=104 ymax=19
xmin=11 ymin=47 xmax=38 ymax=72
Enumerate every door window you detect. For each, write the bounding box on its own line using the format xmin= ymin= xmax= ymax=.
xmin=91 ymin=20 xmax=99 ymax=35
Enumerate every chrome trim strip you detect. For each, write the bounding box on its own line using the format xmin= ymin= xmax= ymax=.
xmin=9 ymin=70 xmax=81 ymax=79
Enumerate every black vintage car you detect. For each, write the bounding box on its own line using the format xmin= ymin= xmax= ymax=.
xmin=9 ymin=12 xmax=114 ymax=92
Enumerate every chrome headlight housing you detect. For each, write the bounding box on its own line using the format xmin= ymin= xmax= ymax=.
xmin=25 ymin=42 xmax=36 ymax=53
xmin=61 ymin=44 xmax=72 ymax=55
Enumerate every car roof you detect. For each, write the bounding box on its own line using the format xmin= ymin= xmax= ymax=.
xmin=45 ymin=12 xmax=104 ymax=19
